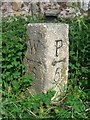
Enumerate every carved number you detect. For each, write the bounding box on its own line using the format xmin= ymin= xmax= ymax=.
xmin=53 ymin=67 xmax=61 ymax=86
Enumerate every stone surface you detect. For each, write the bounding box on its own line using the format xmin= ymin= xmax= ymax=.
xmin=12 ymin=0 xmax=23 ymax=11
xmin=24 ymin=23 xmax=69 ymax=99
xmin=44 ymin=9 xmax=60 ymax=17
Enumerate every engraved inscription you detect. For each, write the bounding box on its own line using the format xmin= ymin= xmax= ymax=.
xmin=30 ymin=39 xmax=45 ymax=55
xmin=52 ymin=58 xmax=66 ymax=66
xmin=52 ymin=39 xmax=64 ymax=88
xmin=55 ymin=40 xmax=63 ymax=57
xmin=53 ymin=67 xmax=61 ymax=87
xmin=29 ymin=41 xmax=38 ymax=54
xmin=26 ymin=57 xmax=42 ymax=65
xmin=31 ymin=67 xmax=37 ymax=79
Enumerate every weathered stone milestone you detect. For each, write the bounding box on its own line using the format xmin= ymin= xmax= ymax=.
xmin=24 ymin=23 xmax=69 ymax=99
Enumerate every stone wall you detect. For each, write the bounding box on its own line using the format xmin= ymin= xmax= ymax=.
xmin=1 ymin=0 xmax=90 ymax=18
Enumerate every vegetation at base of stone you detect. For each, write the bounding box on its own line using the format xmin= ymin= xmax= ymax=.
xmin=1 ymin=16 xmax=90 ymax=119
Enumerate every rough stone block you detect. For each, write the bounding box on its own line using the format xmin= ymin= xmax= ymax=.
xmin=12 ymin=0 xmax=23 ymax=11
xmin=24 ymin=23 xmax=69 ymax=99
